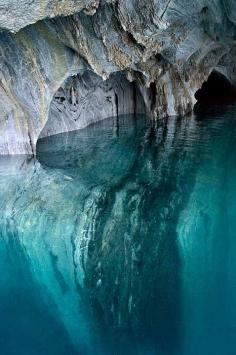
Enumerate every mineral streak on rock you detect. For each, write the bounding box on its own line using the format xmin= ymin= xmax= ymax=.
xmin=0 ymin=0 xmax=99 ymax=32
xmin=41 ymin=71 xmax=146 ymax=138
xmin=0 ymin=0 xmax=236 ymax=154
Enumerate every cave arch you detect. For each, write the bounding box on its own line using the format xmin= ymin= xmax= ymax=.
xmin=37 ymin=70 xmax=146 ymax=143
xmin=194 ymin=70 xmax=236 ymax=112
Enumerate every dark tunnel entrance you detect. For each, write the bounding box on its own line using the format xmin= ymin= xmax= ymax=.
xmin=194 ymin=70 xmax=236 ymax=112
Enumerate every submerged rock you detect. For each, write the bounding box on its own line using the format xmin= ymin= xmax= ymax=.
xmin=1 ymin=109 xmax=236 ymax=353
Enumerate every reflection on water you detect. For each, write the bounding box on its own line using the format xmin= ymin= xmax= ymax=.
xmin=0 ymin=109 xmax=236 ymax=354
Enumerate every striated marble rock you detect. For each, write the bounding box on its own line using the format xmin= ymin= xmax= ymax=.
xmin=0 ymin=0 xmax=236 ymax=154
xmin=0 ymin=0 xmax=99 ymax=32
xmin=0 ymin=22 xmax=83 ymax=154
xmin=41 ymin=71 xmax=147 ymax=138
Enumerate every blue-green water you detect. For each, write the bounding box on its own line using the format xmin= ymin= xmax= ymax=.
xmin=1 ymin=107 xmax=236 ymax=355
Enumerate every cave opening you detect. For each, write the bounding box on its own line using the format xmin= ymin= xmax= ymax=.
xmin=194 ymin=70 xmax=236 ymax=112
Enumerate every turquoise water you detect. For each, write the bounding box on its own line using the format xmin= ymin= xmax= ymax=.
xmin=1 ymin=107 xmax=236 ymax=354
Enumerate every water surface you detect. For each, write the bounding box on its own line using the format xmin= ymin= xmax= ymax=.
xmin=1 ymin=108 xmax=236 ymax=354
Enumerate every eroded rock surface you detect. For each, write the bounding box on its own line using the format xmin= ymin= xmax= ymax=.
xmin=41 ymin=71 xmax=147 ymax=138
xmin=0 ymin=0 xmax=99 ymax=32
xmin=0 ymin=0 xmax=236 ymax=154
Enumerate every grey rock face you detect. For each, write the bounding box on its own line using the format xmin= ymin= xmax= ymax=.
xmin=0 ymin=0 xmax=99 ymax=32
xmin=0 ymin=22 xmax=83 ymax=154
xmin=0 ymin=0 xmax=236 ymax=154
xmin=41 ymin=71 xmax=147 ymax=138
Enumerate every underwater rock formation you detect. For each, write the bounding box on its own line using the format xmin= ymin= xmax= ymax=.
xmin=1 ymin=108 xmax=236 ymax=353
xmin=0 ymin=0 xmax=236 ymax=154
xmin=0 ymin=114 xmax=199 ymax=353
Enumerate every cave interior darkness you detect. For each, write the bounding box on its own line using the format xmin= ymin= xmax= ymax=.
xmin=194 ymin=70 xmax=236 ymax=112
